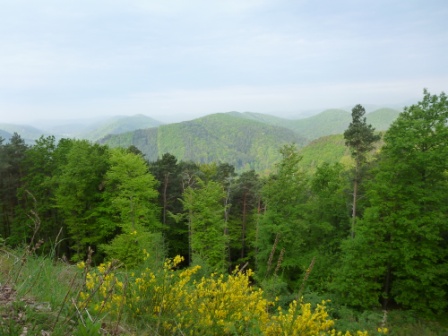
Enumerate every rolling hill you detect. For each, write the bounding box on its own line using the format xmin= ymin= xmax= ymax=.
xmin=298 ymin=134 xmax=352 ymax=170
xmin=100 ymin=113 xmax=307 ymax=171
xmin=365 ymin=108 xmax=401 ymax=130
xmin=3 ymin=107 xmax=400 ymax=172
xmin=229 ymin=108 xmax=400 ymax=141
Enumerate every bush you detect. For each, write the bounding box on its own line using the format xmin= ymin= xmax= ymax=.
xmin=78 ymin=255 xmax=373 ymax=335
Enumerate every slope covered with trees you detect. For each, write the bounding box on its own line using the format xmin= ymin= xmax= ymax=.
xmin=230 ymin=108 xmax=399 ymax=141
xmin=298 ymin=134 xmax=351 ymax=169
xmin=0 ymin=92 xmax=445 ymax=334
xmin=101 ymin=113 xmax=307 ymax=171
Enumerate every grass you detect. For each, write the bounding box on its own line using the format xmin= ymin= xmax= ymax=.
xmin=0 ymin=246 xmax=83 ymax=335
xmin=1 ymin=244 xmax=448 ymax=335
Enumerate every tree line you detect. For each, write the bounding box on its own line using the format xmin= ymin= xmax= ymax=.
xmin=0 ymin=90 xmax=446 ymax=314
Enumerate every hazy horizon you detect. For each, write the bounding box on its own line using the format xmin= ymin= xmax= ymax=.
xmin=1 ymin=1 xmax=446 ymax=124
xmin=1 ymin=103 xmax=409 ymax=129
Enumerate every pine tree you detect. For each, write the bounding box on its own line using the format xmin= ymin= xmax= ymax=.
xmin=344 ymin=105 xmax=380 ymax=238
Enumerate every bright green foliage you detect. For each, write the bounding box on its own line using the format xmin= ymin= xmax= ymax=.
xmin=101 ymin=148 xmax=162 ymax=267
xmin=333 ymin=221 xmax=389 ymax=309
xmin=104 ymin=148 xmax=159 ymax=230
xmin=181 ymin=179 xmax=228 ymax=273
xmin=257 ymin=144 xmax=309 ymax=287
xmin=336 ymin=90 xmax=448 ymax=312
xmin=55 ymin=140 xmax=110 ymax=261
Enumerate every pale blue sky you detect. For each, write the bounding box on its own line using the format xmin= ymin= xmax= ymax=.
xmin=1 ymin=0 xmax=447 ymax=123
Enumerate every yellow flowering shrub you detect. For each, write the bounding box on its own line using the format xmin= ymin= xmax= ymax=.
xmin=77 ymin=255 xmax=380 ymax=335
xmin=78 ymin=261 xmax=125 ymax=315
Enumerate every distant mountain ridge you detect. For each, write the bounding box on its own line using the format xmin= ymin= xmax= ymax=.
xmin=230 ymin=108 xmax=401 ymax=141
xmin=77 ymin=114 xmax=163 ymax=142
xmin=0 ymin=123 xmax=50 ymax=144
xmin=0 ymin=114 xmax=163 ymax=143
xmin=2 ymin=107 xmax=401 ymax=171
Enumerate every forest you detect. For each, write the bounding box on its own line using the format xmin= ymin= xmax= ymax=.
xmin=0 ymin=90 xmax=447 ymax=335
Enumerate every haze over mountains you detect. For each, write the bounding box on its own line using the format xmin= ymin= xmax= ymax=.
xmin=0 ymin=107 xmax=401 ymax=171
xmin=0 ymin=114 xmax=163 ymax=144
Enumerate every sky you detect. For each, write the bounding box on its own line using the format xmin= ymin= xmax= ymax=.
xmin=0 ymin=0 xmax=447 ymax=124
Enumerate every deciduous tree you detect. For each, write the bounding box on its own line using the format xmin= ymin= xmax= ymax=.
xmin=181 ymin=179 xmax=228 ymax=273
xmin=336 ymin=90 xmax=448 ymax=312
xmin=102 ymin=148 xmax=162 ymax=266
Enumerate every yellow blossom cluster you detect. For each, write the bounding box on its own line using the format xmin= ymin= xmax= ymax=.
xmin=77 ymin=255 xmax=380 ymax=335
xmin=78 ymin=261 xmax=125 ymax=315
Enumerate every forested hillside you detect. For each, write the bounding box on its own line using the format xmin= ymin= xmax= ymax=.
xmin=365 ymin=108 xmax=400 ymax=130
xmin=1 ymin=94 xmax=445 ymax=335
xmin=298 ymin=134 xmax=351 ymax=169
xmin=231 ymin=108 xmax=399 ymax=141
xmin=1 ymin=108 xmax=399 ymax=167
xmin=99 ymin=108 xmax=398 ymax=171
xmin=100 ymin=113 xmax=307 ymax=171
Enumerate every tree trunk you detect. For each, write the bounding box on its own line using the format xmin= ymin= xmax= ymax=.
xmin=241 ymin=191 xmax=247 ymax=260
xmin=351 ymin=161 xmax=359 ymax=239
xmin=163 ymin=173 xmax=169 ymax=225
xmin=351 ymin=178 xmax=358 ymax=239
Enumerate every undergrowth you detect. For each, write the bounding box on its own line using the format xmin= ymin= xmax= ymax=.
xmin=1 ymin=242 xmax=446 ymax=335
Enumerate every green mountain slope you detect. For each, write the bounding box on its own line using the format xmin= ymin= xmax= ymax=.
xmin=80 ymin=114 xmax=163 ymax=141
xmin=298 ymin=134 xmax=352 ymax=170
xmin=228 ymin=111 xmax=292 ymax=128
xmin=229 ymin=108 xmax=400 ymax=141
xmin=298 ymin=132 xmax=387 ymax=171
xmin=226 ymin=109 xmax=350 ymax=140
xmin=366 ymin=108 xmax=401 ymax=130
xmin=100 ymin=113 xmax=307 ymax=171
xmin=289 ymin=109 xmax=351 ymax=140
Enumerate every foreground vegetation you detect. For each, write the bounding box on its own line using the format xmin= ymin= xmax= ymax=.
xmin=0 ymin=90 xmax=447 ymax=334
xmin=2 ymin=245 xmax=443 ymax=335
